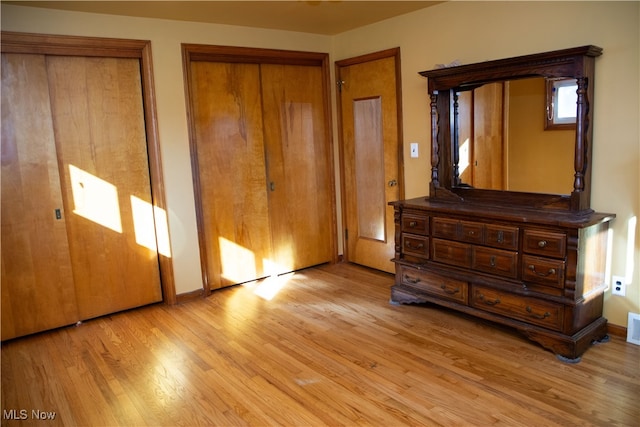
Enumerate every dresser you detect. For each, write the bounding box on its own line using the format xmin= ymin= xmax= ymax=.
xmin=391 ymin=198 xmax=614 ymax=361
xmin=392 ymin=46 xmax=614 ymax=361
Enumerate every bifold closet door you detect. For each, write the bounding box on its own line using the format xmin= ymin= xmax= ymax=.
xmin=260 ymin=64 xmax=332 ymax=273
xmin=1 ymin=54 xmax=79 ymax=340
xmin=46 ymin=56 xmax=163 ymax=320
xmin=190 ymin=62 xmax=273 ymax=289
xmin=189 ymin=61 xmax=333 ymax=290
xmin=1 ymin=53 xmax=163 ymax=340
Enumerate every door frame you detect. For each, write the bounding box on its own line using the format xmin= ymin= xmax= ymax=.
xmin=335 ymin=47 xmax=405 ymax=265
xmin=1 ymin=31 xmax=177 ymax=304
xmin=181 ymin=44 xmax=338 ymax=295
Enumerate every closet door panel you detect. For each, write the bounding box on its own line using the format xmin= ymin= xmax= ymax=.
xmin=46 ymin=56 xmax=162 ymax=319
xmin=190 ymin=62 xmax=272 ymax=289
xmin=1 ymin=54 xmax=79 ymax=340
xmin=261 ymin=64 xmax=333 ymax=272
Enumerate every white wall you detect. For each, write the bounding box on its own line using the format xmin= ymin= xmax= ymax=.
xmin=3 ymin=1 xmax=638 ymax=327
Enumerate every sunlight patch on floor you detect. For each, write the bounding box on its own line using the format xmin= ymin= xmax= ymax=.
xmin=243 ymin=272 xmax=295 ymax=301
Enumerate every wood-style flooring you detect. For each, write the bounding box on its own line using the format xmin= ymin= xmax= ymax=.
xmin=2 ymin=263 xmax=639 ymax=426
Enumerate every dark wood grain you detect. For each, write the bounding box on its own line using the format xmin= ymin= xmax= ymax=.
xmin=390 ymin=199 xmax=614 ymax=360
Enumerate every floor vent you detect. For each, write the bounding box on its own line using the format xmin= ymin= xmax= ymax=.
xmin=627 ymin=312 xmax=640 ymax=345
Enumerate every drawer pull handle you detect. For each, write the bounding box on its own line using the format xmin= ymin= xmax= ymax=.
xmin=537 ymin=240 xmax=548 ymax=248
xmin=528 ymin=265 xmax=556 ymax=277
xmin=404 ymin=275 xmax=421 ymax=284
xmin=405 ymin=241 xmax=424 ymax=250
xmin=478 ymin=293 xmax=500 ymax=306
xmin=490 ymin=256 xmax=496 ymax=267
xmin=526 ymin=306 xmax=551 ymax=320
xmin=497 ymin=230 xmax=504 ymax=243
xmin=409 ymin=221 xmax=418 ymax=227
xmin=440 ymin=284 xmax=460 ymax=295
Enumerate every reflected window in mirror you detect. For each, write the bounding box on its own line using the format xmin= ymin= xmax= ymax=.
xmin=545 ymin=78 xmax=578 ymax=130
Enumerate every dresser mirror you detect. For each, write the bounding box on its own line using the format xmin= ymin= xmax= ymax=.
xmin=454 ymin=76 xmax=576 ymax=195
xmin=419 ymin=46 xmax=602 ymax=212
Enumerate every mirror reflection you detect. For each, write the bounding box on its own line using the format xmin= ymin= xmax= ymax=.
xmin=455 ymin=77 xmax=576 ymax=195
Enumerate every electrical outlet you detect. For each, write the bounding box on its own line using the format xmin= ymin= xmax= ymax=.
xmin=611 ymin=276 xmax=626 ymax=296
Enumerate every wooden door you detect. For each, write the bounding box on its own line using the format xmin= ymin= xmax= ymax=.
xmin=337 ymin=51 xmax=402 ymax=274
xmin=1 ymin=54 xmax=79 ymax=340
xmin=261 ymin=64 xmax=333 ymax=273
xmin=46 ymin=56 xmax=162 ymax=320
xmin=473 ymin=83 xmax=504 ymax=190
xmin=189 ymin=62 xmax=273 ymax=289
xmin=457 ymin=83 xmax=505 ymax=189
xmin=188 ymin=56 xmax=335 ymax=290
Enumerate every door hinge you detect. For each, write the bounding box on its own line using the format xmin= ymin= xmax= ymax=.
xmin=337 ymin=80 xmax=345 ymax=93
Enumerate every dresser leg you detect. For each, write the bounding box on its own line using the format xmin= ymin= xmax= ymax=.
xmin=593 ymin=334 xmax=610 ymax=344
xmin=520 ymin=317 xmax=608 ymax=362
xmin=556 ymin=354 xmax=581 ymax=364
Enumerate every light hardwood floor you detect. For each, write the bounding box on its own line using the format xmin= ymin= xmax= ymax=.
xmin=2 ymin=263 xmax=638 ymax=426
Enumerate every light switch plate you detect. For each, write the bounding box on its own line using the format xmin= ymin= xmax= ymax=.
xmin=410 ymin=142 xmax=419 ymax=158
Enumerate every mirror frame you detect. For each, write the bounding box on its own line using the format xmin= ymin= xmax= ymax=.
xmin=419 ymin=45 xmax=602 ymax=212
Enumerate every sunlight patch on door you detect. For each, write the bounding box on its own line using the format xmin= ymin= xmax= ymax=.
xmin=69 ymin=164 xmax=122 ymax=233
xmin=267 ymin=242 xmax=294 ymax=277
xmin=219 ymin=237 xmax=257 ymax=284
xmin=459 ymin=138 xmax=470 ymax=175
xmin=130 ymin=195 xmax=172 ymax=257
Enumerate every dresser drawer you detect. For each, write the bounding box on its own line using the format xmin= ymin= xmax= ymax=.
xmin=471 ymin=286 xmax=564 ymax=331
xmin=432 ymin=218 xmax=483 ymax=244
xmin=401 ymin=213 xmax=429 ymax=235
xmin=432 ymin=217 xmax=459 ymax=239
xmin=402 ymin=234 xmax=429 ymax=258
xmin=485 ymin=224 xmax=519 ymax=250
xmin=522 ymin=255 xmax=565 ymax=288
xmin=399 ymin=266 xmax=468 ymax=304
xmin=432 ymin=238 xmax=472 ymax=268
xmin=523 ymin=229 xmax=566 ymax=258
xmin=472 ymin=247 xmax=518 ymax=279
xmin=459 ymin=221 xmax=484 ymax=244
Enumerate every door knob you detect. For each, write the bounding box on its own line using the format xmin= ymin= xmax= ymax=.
xmin=388 ymin=179 xmax=398 ymax=187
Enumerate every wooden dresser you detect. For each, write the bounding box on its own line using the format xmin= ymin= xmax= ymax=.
xmin=391 ymin=46 xmax=614 ymax=362
xmin=391 ymin=198 xmax=614 ymax=361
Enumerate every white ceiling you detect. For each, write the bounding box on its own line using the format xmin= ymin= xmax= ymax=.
xmin=4 ymin=1 xmax=443 ymax=35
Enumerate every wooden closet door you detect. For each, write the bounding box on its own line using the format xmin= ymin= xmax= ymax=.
xmin=261 ymin=64 xmax=333 ymax=273
xmin=46 ymin=56 xmax=162 ymax=320
xmin=472 ymin=82 xmax=504 ymax=190
xmin=457 ymin=83 xmax=505 ymax=189
xmin=1 ymin=54 xmax=79 ymax=340
xmin=190 ymin=62 xmax=273 ymax=289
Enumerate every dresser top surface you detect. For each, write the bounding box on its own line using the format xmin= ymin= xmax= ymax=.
xmin=391 ymin=197 xmax=615 ymax=228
